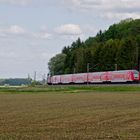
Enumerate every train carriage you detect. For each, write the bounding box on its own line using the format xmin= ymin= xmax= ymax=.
xmin=109 ymin=70 xmax=140 ymax=82
xmin=51 ymin=75 xmax=61 ymax=84
xmin=88 ymin=72 xmax=106 ymax=83
xmin=48 ymin=70 xmax=139 ymax=85
xmin=61 ymin=74 xmax=73 ymax=84
xmin=72 ymin=73 xmax=87 ymax=84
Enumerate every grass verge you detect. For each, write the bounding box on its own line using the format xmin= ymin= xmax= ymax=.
xmin=0 ymin=85 xmax=140 ymax=94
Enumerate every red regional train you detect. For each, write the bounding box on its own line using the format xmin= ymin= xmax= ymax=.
xmin=47 ymin=70 xmax=140 ymax=85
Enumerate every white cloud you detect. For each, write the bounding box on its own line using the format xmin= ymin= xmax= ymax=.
xmin=55 ymin=24 xmax=82 ymax=36
xmin=0 ymin=25 xmax=26 ymax=36
xmin=103 ymin=12 xmax=140 ymax=20
xmin=0 ymin=0 xmax=32 ymax=6
xmin=6 ymin=25 xmax=26 ymax=35
xmin=1 ymin=0 xmax=140 ymax=20
xmin=34 ymin=31 xmax=52 ymax=40
xmin=69 ymin=0 xmax=140 ymax=10
xmin=63 ymin=0 xmax=140 ymax=20
xmin=0 ymin=24 xmax=53 ymax=41
xmin=41 ymin=33 xmax=51 ymax=39
xmin=36 ymin=32 xmax=52 ymax=40
xmin=1 ymin=0 xmax=139 ymax=20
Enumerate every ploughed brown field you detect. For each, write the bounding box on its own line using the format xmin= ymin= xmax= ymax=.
xmin=0 ymin=92 xmax=140 ymax=140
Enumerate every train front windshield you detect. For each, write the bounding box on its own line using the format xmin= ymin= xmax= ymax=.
xmin=133 ymin=70 xmax=139 ymax=79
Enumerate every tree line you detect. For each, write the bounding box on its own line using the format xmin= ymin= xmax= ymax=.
xmin=48 ymin=18 xmax=140 ymax=75
xmin=0 ymin=78 xmax=32 ymax=86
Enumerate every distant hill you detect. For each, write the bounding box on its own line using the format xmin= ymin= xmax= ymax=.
xmin=0 ymin=78 xmax=32 ymax=86
xmin=48 ymin=18 xmax=140 ymax=75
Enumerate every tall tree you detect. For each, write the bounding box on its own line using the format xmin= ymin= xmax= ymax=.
xmin=48 ymin=53 xmax=66 ymax=75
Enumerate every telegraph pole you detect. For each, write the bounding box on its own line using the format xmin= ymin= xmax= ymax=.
xmin=115 ymin=64 xmax=118 ymax=71
xmin=87 ymin=63 xmax=90 ymax=85
xmin=34 ymin=71 xmax=36 ymax=81
xmin=73 ymin=67 xmax=76 ymax=74
xmin=136 ymin=44 xmax=139 ymax=71
xmin=42 ymin=74 xmax=46 ymax=85
xmin=87 ymin=63 xmax=90 ymax=73
xmin=139 ymin=60 xmax=140 ymax=72
xmin=27 ymin=73 xmax=30 ymax=80
xmin=27 ymin=73 xmax=31 ymax=86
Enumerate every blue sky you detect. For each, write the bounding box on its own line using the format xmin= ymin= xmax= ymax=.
xmin=0 ymin=0 xmax=140 ymax=79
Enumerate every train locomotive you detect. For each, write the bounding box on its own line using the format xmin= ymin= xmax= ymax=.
xmin=47 ymin=70 xmax=140 ymax=85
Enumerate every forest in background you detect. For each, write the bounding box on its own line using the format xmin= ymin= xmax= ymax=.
xmin=48 ymin=18 xmax=140 ymax=75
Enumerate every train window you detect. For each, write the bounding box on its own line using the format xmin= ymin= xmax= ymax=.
xmin=134 ymin=70 xmax=139 ymax=74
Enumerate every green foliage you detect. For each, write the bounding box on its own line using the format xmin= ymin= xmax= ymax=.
xmin=30 ymin=81 xmax=42 ymax=87
xmin=48 ymin=53 xmax=66 ymax=75
xmin=0 ymin=85 xmax=140 ymax=93
xmin=49 ymin=19 xmax=140 ymax=74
